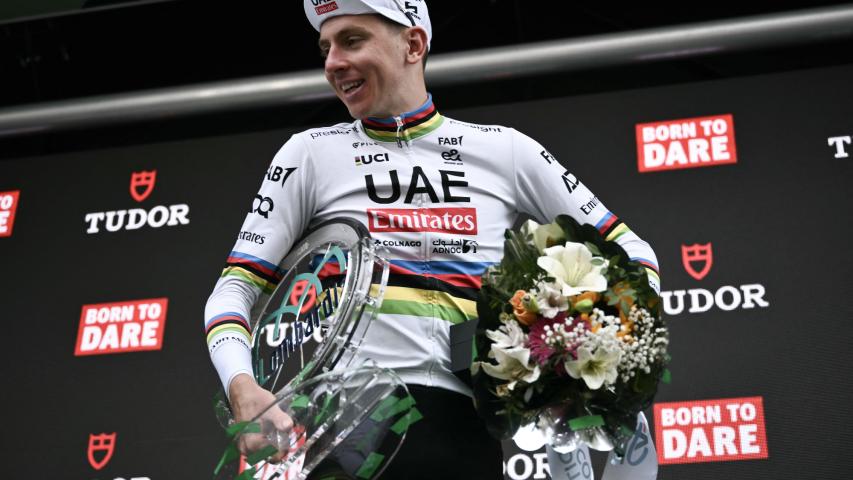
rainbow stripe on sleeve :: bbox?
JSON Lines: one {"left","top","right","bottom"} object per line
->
{"left": 596, "top": 212, "right": 661, "bottom": 277}
{"left": 205, "top": 312, "right": 251, "bottom": 344}
{"left": 221, "top": 251, "right": 285, "bottom": 295}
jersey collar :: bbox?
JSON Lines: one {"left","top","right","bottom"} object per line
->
{"left": 360, "top": 94, "right": 444, "bottom": 144}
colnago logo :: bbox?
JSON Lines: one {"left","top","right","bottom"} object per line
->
{"left": 0, "top": 190, "right": 20, "bottom": 238}
{"left": 661, "top": 242, "right": 769, "bottom": 316}
{"left": 367, "top": 208, "right": 478, "bottom": 235}
{"left": 375, "top": 239, "right": 422, "bottom": 248}
{"left": 85, "top": 170, "right": 190, "bottom": 234}
{"left": 637, "top": 114, "right": 737, "bottom": 172}
{"left": 827, "top": 134, "right": 851, "bottom": 158}
{"left": 654, "top": 397, "right": 769, "bottom": 465}
{"left": 75, "top": 298, "right": 168, "bottom": 356}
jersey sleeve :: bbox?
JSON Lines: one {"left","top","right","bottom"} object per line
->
{"left": 511, "top": 128, "right": 661, "bottom": 293}
{"left": 204, "top": 133, "right": 317, "bottom": 395}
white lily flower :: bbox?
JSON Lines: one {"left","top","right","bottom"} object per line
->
{"left": 486, "top": 319, "right": 526, "bottom": 350}
{"left": 480, "top": 346, "right": 541, "bottom": 391}
{"left": 564, "top": 344, "right": 621, "bottom": 390}
{"left": 536, "top": 242, "right": 608, "bottom": 297}
{"left": 535, "top": 281, "right": 569, "bottom": 318}
{"left": 521, "top": 219, "right": 566, "bottom": 253}
{"left": 476, "top": 320, "right": 541, "bottom": 390}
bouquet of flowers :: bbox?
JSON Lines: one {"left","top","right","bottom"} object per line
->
{"left": 472, "top": 215, "right": 669, "bottom": 456}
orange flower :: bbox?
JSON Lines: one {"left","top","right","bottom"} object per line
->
{"left": 509, "top": 290, "right": 538, "bottom": 326}
{"left": 570, "top": 291, "right": 601, "bottom": 305}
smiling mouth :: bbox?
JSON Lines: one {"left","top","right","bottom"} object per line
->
{"left": 341, "top": 80, "right": 365, "bottom": 95}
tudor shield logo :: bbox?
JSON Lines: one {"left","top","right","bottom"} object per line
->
{"left": 87, "top": 432, "right": 116, "bottom": 470}
{"left": 129, "top": 170, "right": 157, "bottom": 202}
{"left": 682, "top": 243, "right": 713, "bottom": 281}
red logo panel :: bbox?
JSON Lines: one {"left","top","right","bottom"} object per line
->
{"left": 315, "top": 1, "right": 338, "bottom": 15}
{"left": 129, "top": 170, "right": 157, "bottom": 202}
{"left": 75, "top": 298, "right": 168, "bottom": 356}
{"left": 637, "top": 114, "right": 737, "bottom": 172}
{"left": 367, "top": 208, "right": 478, "bottom": 235}
{"left": 654, "top": 396, "right": 768, "bottom": 465}
{"left": 0, "top": 190, "right": 20, "bottom": 237}
{"left": 87, "top": 432, "right": 116, "bottom": 470}
{"left": 681, "top": 243, "right": 713, "bottom": 281}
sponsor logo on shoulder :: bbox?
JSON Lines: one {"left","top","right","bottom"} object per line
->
{"left": 309, "top": 127, "right": 351, "bottom": 140}
{"left": 265, "top": 166, "right": 297, "bottom": 187}
{"left": 448, "top": 119, "right": 502, "bottom": 133}
{"left": 84, "top": 170, "right": 190, "bottom": 234}
{"left": 0, "top": 190, "right": 20, "bottom": 238}
{"left": 251, "top": 195, "right": 275, "bottom": 218}
{"left": 239, "top": 231, "right": 266, "bottom": 244}
{"left": 539, "top": 150, "right": 580, "bottom": 194}
{"left": 637, "top": 114, "right": 737, "bottom": 172}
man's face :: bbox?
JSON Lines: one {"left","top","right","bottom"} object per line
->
{"left": 319, "top": 15, "right": 407, "bottom": 119}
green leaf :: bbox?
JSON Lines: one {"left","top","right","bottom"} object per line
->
{"left": 213, "top": 443, "right": 240, "bottom": 476}
{"left": 568, "top": 415, "right": 605, "bottom": 431}
{"left": 226, "top": 421, "right": 260, "bottom": 438}
{"left": 662, "top": 369, "right": 672, "bottom": 384}
{"left": 584, "top": 241, "right": 602, "bottom": 256}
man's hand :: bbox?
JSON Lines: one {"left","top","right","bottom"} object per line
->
{"left": 229, "top": 373, "right": 294, "bottom": 463}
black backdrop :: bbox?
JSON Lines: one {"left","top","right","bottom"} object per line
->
{"left": 1, "top": 63, "right": 851, "bottom": 479}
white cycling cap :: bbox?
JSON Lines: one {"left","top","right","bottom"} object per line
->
{"left": 304, "top": 0, "right": 432, "bottom": 49}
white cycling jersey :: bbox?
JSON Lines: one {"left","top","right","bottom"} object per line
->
{"left": 205, "top": 95, "right": 660, "bottom": 396}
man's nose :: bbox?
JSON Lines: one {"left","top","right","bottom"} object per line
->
{"left": 324, "top": 46, "right": 348, "bottom": 75}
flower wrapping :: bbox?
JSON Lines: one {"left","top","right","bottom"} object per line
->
{"left": 472, "top": 215, "right": 669, "bottom": 456}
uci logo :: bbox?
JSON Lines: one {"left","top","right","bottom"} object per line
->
{"left": 251, "top": 195, "right": 274, "bottom": 218}
{"left": 355, "top": 153, "right": 390, "bottom": 166}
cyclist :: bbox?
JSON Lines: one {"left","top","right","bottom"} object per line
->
{"left": 205, "top": 1, "right": 660, "bottom": 477}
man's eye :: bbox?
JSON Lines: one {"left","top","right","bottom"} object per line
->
{"left": 346, "top": 36, "right": 363, "bottom": 46}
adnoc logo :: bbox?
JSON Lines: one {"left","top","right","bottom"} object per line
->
{"left": 84, "top": 170, "right": 190, "bottom": 234}
{"left": 660, "top": 242, "right": 769, "bottom": 315}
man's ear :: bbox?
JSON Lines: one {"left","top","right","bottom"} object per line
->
{"left": 404, "top": 26, "right": 428, "bottom": 65}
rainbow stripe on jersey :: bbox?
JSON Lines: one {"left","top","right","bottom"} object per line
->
{"left": 596, "top": 211, "right": 660, "bottom": 285}
{"left": 361, "top": 94, "right": 444, "bottom": 143}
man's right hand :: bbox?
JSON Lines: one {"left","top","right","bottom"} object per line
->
{"left": 229, "top": 373, "right": 294, "bottom": 463}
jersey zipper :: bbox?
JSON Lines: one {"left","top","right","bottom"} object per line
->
{"left": 394, "top": 116, "right": 404, "bottom": 149}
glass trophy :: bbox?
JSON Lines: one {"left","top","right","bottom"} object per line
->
{"left": 214, "top": 218, "right": 410, "bottom": 479}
